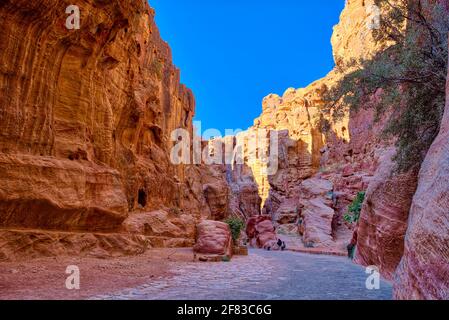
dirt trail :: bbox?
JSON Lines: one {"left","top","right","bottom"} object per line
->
{"left": 93, "top": 249, "right": 392, "bottom": 300}
{"left": 0, "top": 248, "right": 392, "bottom": 300}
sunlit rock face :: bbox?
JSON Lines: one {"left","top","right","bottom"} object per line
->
{"left": 0, "top": 0, "right": 207, "bottom": 259}
{"left": 331, "top": 0, "right": 396, "bottom": 67}
{"left": 253, "top": 83, "right": 330, "bottom": 211}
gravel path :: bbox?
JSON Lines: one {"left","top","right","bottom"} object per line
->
{"left": 92, "top": 249, "right": 392, "bottom": 300}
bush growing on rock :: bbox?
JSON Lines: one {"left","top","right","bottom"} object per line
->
{"left": 344, "top": 191, "right": 366, "bottom": 224}
{"left": 325, "top": 0, "right": 449, "bottom": 172}
{"left": 225, "top": 217, "right": 245, "bottom": 245}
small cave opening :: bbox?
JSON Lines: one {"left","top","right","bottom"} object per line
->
{"left": 138, "top": 189, "right": 147, "bottom": 208}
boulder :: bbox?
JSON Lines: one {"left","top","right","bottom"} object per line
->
{"left": 302, "top": 198, "right": 335, "bottom": 247}
{"left": 255, "top": 220, "right": 277, "bottom": 248}
{"left": 299, "top": 178, "right": 334, "bottom": 201}
{"left": 273, "top": 201, "right": 299, "bottom": 225}
{"left": 246, "top": 215, "right": 272, "bottom": 240}
{"left": 193, "top": 220, "right": 233, "bottom": 257}
{"left": 246, "top": 216, "right": 278, "bottom": 249}
{"left": 297, "top": 178, "right": 336, "bottom": 247}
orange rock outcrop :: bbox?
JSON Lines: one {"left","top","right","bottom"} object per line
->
{"left": 0, "top": 0, "right": 209, "bottom": 259}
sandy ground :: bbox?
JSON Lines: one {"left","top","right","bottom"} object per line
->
{"left": 1, "top": 247, "right": 392, "bottom": 300}
{"left": 0, "top": 248, "right": 195, "bottom": 300}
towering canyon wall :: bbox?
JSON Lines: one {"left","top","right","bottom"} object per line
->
{"left": 354, "top": 0, "right": 449, "bottom": 293}
{"left": 353, "top": 148, "right": 418, "bottom": 280}
{"left": 393, "top": 36, "right": 449, "bottom": 300}
{"left": 0, "top": 0, "right": 218, "bottom": 260}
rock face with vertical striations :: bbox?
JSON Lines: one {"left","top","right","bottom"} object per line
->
{"left": 393, "top": 37, "right": 449, "bottom": 300}
{"left": 0, "top": 0, "right": 208, "bottom": 259}
{"left": 354, "top": 148, "right": 418, "bottom": 280}
{"left": 298, "top": 178, "right": 336, "bottom": 247}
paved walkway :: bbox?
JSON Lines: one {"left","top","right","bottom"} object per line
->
{"left": 92, "top": 249, "right": 392, "bottom": 300}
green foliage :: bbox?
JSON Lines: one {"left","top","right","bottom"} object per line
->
{"left": 324, "top": 0, "right": 449, "bottom": 172}
{"left": 344, "top": 192, "right": 366, "bottom": 224}
{"left": 225, "top": 217, "right": 245, "bottom": 244}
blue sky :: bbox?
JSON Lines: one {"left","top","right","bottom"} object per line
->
{"left": 150, "top": 0, "right": 345, "bottom": 134}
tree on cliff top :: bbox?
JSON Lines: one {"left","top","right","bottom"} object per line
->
{"left": 324, "top": 0, "right": 449, "bottom": 172}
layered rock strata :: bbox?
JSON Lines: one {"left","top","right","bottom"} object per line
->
{"left": 0, "top": 0, "right": 207, "bottom": 259}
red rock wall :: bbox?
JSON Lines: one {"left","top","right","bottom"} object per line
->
{"left": 393, "top": 37, "right": 449, "bottom": 300}
{"left": 354, "top": 0, "right": 449, "bottom": 294}
{"left": 354, "top": 148, "right": 418, "bottom": 280}
{"left": 0, "top": 0, "right": 204, "bottom": 255}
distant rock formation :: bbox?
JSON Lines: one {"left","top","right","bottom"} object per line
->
{"left": 218, "top": 0, "right": 394, "bottom": 255}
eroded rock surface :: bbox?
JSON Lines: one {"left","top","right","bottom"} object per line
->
{"left": 394, "top": 40, "right": 449, "bottom": 299}
{"left": 354, "top": 149, "right": 418, "bottom": 280}
{"left": 246, "top": 216, "right": 278, "bottom": 249}
{"left": 193, "top": 220, "right": 233, "bottom": 257}
{"left": 0, "top": 0, "right": 205, "bottom": 260}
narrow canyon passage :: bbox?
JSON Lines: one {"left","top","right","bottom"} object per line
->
{"left": 0, "top": 0, "right": 447, "bottom": 301}
{"left": 92, "top": 250, "right": 392, "bottom": 300}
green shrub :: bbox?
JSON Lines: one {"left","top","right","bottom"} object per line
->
{"left": 324, "top": 0, "right": 448, "bottom": 172}
{"left": 225, "top": 217, "right": 245, "bottom": 244}
{"left": 344, "top": 191, "right": 366, "bottom": 224}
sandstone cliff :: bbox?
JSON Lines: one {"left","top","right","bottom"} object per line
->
{"left": 354, "top": 148, "right": 418, "bottom": 280}
{"left": 393, "top": 36, "right": 449, "bottom": 300}
{"left": 0, "top": 0, "right": 212, "bottom": 260}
